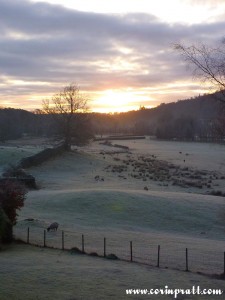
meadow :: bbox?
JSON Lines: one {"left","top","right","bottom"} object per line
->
{"left": 1, "top": 137, "right": 225, "bottom": 299}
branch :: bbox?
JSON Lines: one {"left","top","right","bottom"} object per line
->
{"left": 174, "top": 43, "right": 225, "bottom": 103}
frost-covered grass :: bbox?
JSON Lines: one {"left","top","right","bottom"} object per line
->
{"left": 0, "top": 243, "right": 224, "bottom": 300}
{"left": 15, "top": 188, "right": 225, "bottom": 274}
{"left": 17, "top": 189, "right": 224, "bottom": 239}
{"left": 115, "top": 138, "right": 225, "bottom": 172}
{"left": 0, "top": 146, "right": 41, "bottom": 172}
{"left": 3, "top": 138, "right": 225, "bottom": 298}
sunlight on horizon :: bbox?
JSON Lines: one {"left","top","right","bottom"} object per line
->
{"left": 91, "top": 89, "right": 155, "bottom": 113}
{"left": 1, "top": 82, "right": 206, "bottom": 113}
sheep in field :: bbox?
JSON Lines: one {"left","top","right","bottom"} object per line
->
{"left": 47, "top": 222, "right": 59, "bottom": 232}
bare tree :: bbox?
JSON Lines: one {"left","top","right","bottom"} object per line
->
{"left": 174, "top": 42, "right": 225, "bottom": 103}
{"left": 43, "top": 83, "right": 90, "bottom": 150}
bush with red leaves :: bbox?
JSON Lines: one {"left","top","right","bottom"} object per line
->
{"left": 0, "top": 181, "right": 27, "bottom": 243}
{"left": 0, "top": 181, "right": 27, "bottom": 225}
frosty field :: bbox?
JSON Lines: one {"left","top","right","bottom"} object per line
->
{"left": 1, "top": 138, "right": 225, "bottom": 299}
{"left": 1, "top": 243, "right": 225, "bottom": 300}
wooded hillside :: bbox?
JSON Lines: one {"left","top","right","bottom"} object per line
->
{"left": 0, "top": 92, "right": 224, "bottom": 142}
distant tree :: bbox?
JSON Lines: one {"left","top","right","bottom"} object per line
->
{"left": 0, "top": 108, "right": 36, "bottom": 141}
{"left": 134, "top": 121, "right": 149, "bottom": 135}
{"left": 173, "top": 116, "right": 196, "bottom": 140}
{"left": 175, "top": 42, "right": 225, "bottom": 104}
{"left": 33, "top": 109, "right": 43, "bottom": 115}
{"left": 211, "top": 115, "right": 225, "bottom": 139}
{"left": 42, "top": 84, "right": 91, "bottom": 150}
{"left": 0, "top": 181, "right": 26, "bottom": 243}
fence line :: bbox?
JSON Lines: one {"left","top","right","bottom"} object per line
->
{"left": 14, "top": 226, "right": 225, "bottom": 277}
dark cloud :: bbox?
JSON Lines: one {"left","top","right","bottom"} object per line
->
{"left": 0, "top": 0, "right": 225, "bottom": 109}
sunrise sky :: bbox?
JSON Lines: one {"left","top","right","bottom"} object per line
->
{"left": 1, "top": 0, "right": 225, "bottom": 112}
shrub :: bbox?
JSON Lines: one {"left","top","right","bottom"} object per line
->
{"left": 0, "top": 181, "right": 26, "bottom": 243}
{"left": 1, "top": 164, "right": 36, "bottom": 189}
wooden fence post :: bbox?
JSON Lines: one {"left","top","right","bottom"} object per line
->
{"left": 185, "top": 248, "right": 189, "bottom": 272}
{"left": 62, "top": 231, "right": 64, "bottom": 250}
{"left": 27, "top": 227, "right": 30, "bottom": 244}
{"left": 104, "top": 237, "right": 106, "bottom": 257}
{"left": 130, "top": 241, "right": 133, "bottom": 262}
{"left": 157, "top": 245, "right": 160, "bottom": 267}
{"left": 44, "top": 230, "right": 46, "bottom": 247}
{"left": 82, "top": 234, "right": 84, "bottom": 253}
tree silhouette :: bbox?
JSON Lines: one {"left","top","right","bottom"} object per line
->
{"left": 175, "top": 42, "right": 225, "bottom": 103}
{"left": 43, "top": 83, "right": 90, "bottom": 150}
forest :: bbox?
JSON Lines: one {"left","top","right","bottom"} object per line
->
{"left": 0, "top": 92, "right": 224, "bottom": 143}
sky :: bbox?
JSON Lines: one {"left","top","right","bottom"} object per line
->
{"left": 1, "top": 0, "right": 225, "bottom": 113}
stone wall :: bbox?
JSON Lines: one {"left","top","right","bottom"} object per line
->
{"left": 18, "top": 143, "right": 65, "bottom": 169}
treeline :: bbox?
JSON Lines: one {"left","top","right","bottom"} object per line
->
{"left": 92, "top": 93, "right": 224, "bottom": 141}
{"left": 0, "top": 108, "right": 58, "bottom": 142}
{"left": 0, "top": 92, "right": 224, "bottom": 143}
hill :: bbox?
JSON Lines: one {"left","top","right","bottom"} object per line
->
{"left": 91, "top": 93, "right": 224, "bottom": 140}
{"left": 0, "top": 92, "right": 224, "bottom": 142}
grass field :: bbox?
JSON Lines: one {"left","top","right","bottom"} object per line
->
{"left": 0, "top": 146, "right": 40, "bottom": 172}
{"left": 1, "top": 243, "right": 225, "bottom": 300}
{"left": 1, "top": 138, "right": 225, "bottom": 299}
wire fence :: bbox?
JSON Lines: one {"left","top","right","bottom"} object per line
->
{"left": 14, "top": 225, "right": 225, "bottom": 276}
